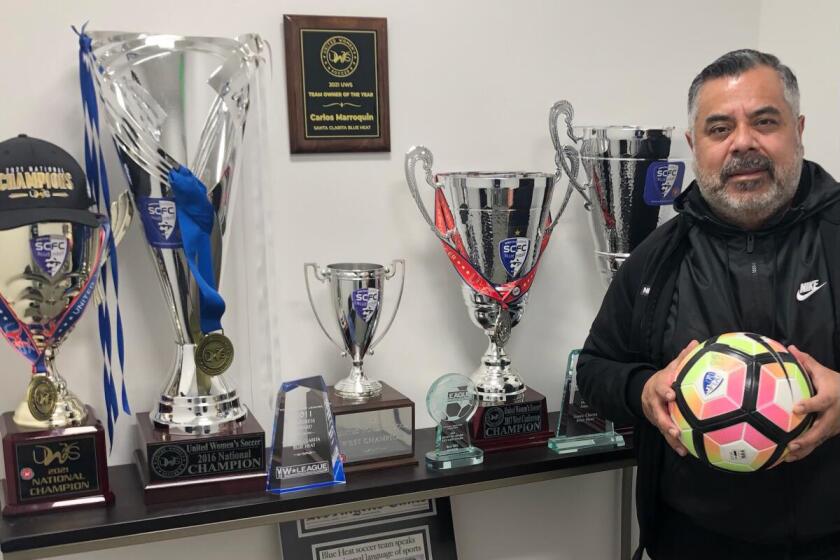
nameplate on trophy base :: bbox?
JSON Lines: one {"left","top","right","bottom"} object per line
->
{"left": 1, "top": 407, "right": 113, "bottom": 516}
{"left": 469, "top": 387, "right": 551, "bottom": 452}
{"left": 329, "top": 382, "right": 417, "bottom": 472}
{"left": 134, "top": 413, "right": 265, "bottom": 505}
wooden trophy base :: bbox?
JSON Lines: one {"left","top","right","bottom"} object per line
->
{"left": 1, "top": 406, "right": 114, "bottom": 516}
{"left": 469, "top": 387, "right": 552, "bottom": 453}
{"left": 328, "top": 382, "right": 417, "bottom": 473}
{"left": 134, "top": 412, "right": 266, "bottom": 505}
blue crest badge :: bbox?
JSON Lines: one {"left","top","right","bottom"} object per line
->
{"left": 644, "top": 161, "right": 685, "bottom": 206}
{"left": 30, "top": 235, "right": 68, "bottom": 277}
{"left": 499, "top": 237, "right": 530, "bottom": 278}
{"left": 702, "top": 371, "right": 724, "bottom": 396}
{"left": 352, "top": 288, "right": 380, "bottom": 322}
{"left": 138, "top": 197, "right": 182, "bottom": 248}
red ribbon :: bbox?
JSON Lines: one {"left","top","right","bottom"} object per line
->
{"left": 433, "top": 189, "right": 552, "bottom": 310}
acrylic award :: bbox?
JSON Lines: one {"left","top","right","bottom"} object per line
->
{"left": 548, "top": 350, "right": 625, "bottom": 454}
{"left": 267, "top": 376, "right": 345, "bottom": 494}
{"left": 425, "top": 374, "right": 484, "bottom": 470}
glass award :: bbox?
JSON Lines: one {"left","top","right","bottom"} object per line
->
{"left": 267, "top": 376, "right": 346, "bottom": 494}
{"left": 548, "top": 350, "right": 625, "bottom": 454}
{"left": 425, "top": 374, "right": 484, "bottom": 470}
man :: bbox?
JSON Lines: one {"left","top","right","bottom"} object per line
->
{"left": 577, "top": 49, "right": 840, "bottom": 560}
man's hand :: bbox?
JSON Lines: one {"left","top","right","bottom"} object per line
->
{"left": 642, "top": 340, "right": 699, "bottom": 456}
{"left": 784, "top": 345, "right": 840, "bottom": 462}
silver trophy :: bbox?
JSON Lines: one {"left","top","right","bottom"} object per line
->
{"left": 405, "top": 148, "right": 571, "bottom": 402}
{"left": 0, "top": 204, "right": 132, "bottom": 428}
{"left": 304, "top": 262, "right": 405, "bottom": 399}
{"left": 86, "top": 31, "right": 267, "bottom": 434}
{"left": 547, "top": 99, "right": 692, "bottom": 452}
{"left": 549, "top": 99, "right": 693, "bottom": 286}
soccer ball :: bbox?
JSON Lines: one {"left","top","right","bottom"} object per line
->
{"left": 669, "top": 332, "right": 815, "bottom": 473}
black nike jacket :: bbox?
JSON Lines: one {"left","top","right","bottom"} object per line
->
{"left": 577, "top": 160, "right": 840, "bottom": 559}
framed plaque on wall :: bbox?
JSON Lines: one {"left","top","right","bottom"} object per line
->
{"left": 283, "top": 15, "right": 390, "bottom": 153}
{"left": 279, "top": 498, "right": 458, "bottom": 559}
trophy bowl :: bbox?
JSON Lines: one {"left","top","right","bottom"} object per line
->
{"left": 549, "top": 99, "right": 694, "bottom": 286}
{"left": 0, "top": 219, "right": 109, "bottom": 428}
{"left": 305, "top": 260, "right": 405, "bottom": 399}
{"left": 405, "top": 147, "right": 568, "bottom": 403}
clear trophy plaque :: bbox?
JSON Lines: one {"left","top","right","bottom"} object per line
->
{"left": 549, "top": 350, "right": 624, "bottom": 453}
{"left": 425, "top": 374, "right": 483, "bottom": 470}
{"left": 268, "top": 376, "right": 346, "bottom": 494}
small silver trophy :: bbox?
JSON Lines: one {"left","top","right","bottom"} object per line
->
{"left": 405, "top": 147, "right": 570, "bottom": 403}
{"left": 548, "top": 99, "right": 693, "bottom": 452}
{"left": 304, "top": 261, "right": 405, "bottom": 399}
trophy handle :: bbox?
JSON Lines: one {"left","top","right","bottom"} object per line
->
{"left": 304, "top": 263, "right": 347, "bottom": 354}
{"left": 110, "top": 190, "right": 134, "bottom": 247}
{"left": 549, "top": 100, "right": 592, "bottom": 220}
{"left": 404, "top": 146, "right": 456, "bottom": 248}
{"left": 370, "top": 259, "right": 405, "bottom": 351}
{"left": 94, "top": 194, "right": 134, "bottom": 307}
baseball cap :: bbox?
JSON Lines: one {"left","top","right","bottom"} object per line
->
{"left": 0, "top": 134, "right": 99, "bottom": 230}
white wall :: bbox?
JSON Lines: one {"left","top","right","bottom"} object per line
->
{"left": 0, "top": 0, "right": 797, "bottom": 558}
{"left": 759, "top": 0, "right": 840, "bottom": 179}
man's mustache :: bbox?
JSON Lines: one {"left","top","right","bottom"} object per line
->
{"left": 720, "top": 154, "right": 774, "bottom": 182}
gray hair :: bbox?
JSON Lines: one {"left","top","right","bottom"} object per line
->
{"left": 687, "top": 49, "right": 800, "bottom": 126}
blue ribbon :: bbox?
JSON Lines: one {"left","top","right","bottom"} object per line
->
{"left": 75, "top": 24, "right": 130, "bottom": 446}
{"left": 168, "top": 166, "right": 226, "bottom": 334}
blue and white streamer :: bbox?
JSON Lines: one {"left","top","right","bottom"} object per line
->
{"left": 75, "top": 23, "right": 130, "bottom": 446}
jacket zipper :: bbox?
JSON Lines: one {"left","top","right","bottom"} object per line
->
{"left": 746, "top": 233, "right": 755, "bottom": 253}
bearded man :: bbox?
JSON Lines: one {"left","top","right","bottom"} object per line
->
{"left": 577, "top": 49, "right": 840, "bottom": 560}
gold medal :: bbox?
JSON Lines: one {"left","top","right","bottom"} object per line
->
{"left": 195, "top": 332, "right": 234, "bottom": 377}
{"left": 27, "top": 375, "right": 58, "bottom": 422}
{"left": 491, "top": 308, "right": 512, "bottom": 347}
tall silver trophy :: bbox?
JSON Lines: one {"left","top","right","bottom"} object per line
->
{"left": 304, "top": 262, "right": 416, "bottom": 472}
{"left": 304, "top": 261, "right": 405, "bottom": 399}
{"left": 549, "top": 100, "right": 693, "bottom": 286}
{"left": 404, "top": 147, "right": 569, "bottom": 451}
{"left": 83, "top": 30, "right": 268, "bottom": 501}
{"left": 548, "top": 99, "right": 693, "bottom": 453}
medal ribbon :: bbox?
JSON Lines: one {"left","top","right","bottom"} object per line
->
{"left": 0, "top": 221, "right": 109, "bottom": 374}
{"left": 76, "top": 24, "right": 130, "bottom": 445}
{"left": 433, "top": 189, "right": 552, "bottom": 309}
{"left": 168, "top": 166, "right": 226, "bottom": 334}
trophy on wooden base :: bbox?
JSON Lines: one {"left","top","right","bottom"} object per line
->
{"left": 405, "top": 147, "right": 572, "bottom": 451}
{"left": 82, "top": 29, "right": 269, "bottom": 502}
{"left": 305, "top": 261, "right": 416, "bottom": 472}
{"left": 0, "top": 135, "right": 132, "bottom": 515}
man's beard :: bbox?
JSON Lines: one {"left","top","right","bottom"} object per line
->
{"left": 694, "top": 145, "right": 804, "bottom": 230}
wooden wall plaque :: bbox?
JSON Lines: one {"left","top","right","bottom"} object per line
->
{"left": 283, "top": 15, "right": 390, "bottom": 153}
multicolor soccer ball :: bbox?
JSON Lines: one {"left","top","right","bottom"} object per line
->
{"left": 669, "top": 332, "right": 815, "bottom": 473}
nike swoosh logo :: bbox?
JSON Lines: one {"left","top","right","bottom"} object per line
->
{"left": 797, "top": 282, "right": 827, "bottom": 301}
